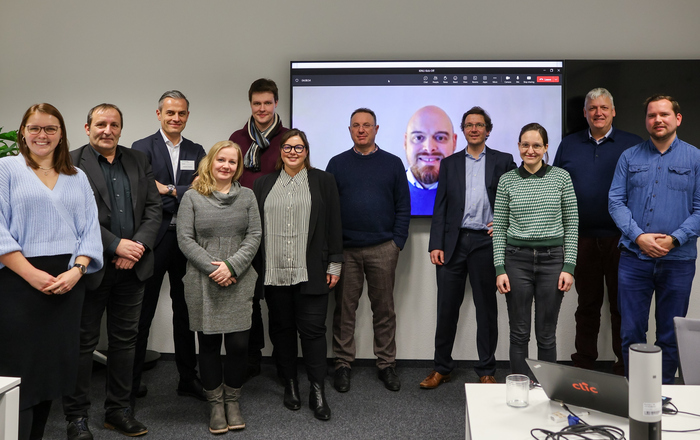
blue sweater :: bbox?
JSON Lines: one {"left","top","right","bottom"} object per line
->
{"left": 326, "top": 148, "right": 410, "bottom": 249}
{"left": 553, "top": 127, "right": 643, "bottom": 237}
{"left": 0, "top": 154, "right": 104, "bottom": 272}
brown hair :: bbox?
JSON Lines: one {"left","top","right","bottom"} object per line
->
{"left": 519, "top": 122, "right": 550, "bottom": 164}
{"left": 461, "top": 106, "right": 493, "bottom": 132}
{"left": 643, "top": 94, "right": 681, "bottom": 115}
{"left": 87, "top": 103, "right": 123, "bottom": 127}
{"left": 192, "top": 141, "right": 244, "bottom": 196}
{"left": 18, "top": 103, "right": 76, "bottom": 175}
{"left": 275, "top": 129, "right": 312, "bottom": 171}
{"left": 350, "top": 107, "right": 377, "bottom": 125}
{"left": 248, "top": 78, "right": 279, "bottom": 102}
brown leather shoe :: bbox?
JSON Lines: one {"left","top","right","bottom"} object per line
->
{"left": 420, "top": 370, "right": 451, "bottom": 389}
{"left": 479, "top": 375, "right": 497, "bottom": 383}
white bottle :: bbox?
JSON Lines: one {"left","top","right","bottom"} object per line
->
{"left": 629, "top": 343, "right": 662, "bottom": 440}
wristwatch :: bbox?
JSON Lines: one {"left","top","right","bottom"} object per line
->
{"left": 73, "top": 263, "right": 87, "bottom": 275}
{"left": 671, "top": 236, "right": 680, "bottom": 248}
{"left": 167, "top": 184, "right": 176, "bottom": 196}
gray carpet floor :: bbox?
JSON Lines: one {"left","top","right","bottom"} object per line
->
{"left": 43, "top": 358, "right": 509, "bottom": 439}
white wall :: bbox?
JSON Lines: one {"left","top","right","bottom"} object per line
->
{"left": 2, "top": 0, "right": 699, "bottom": 362}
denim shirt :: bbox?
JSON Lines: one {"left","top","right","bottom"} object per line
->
{"left": 608, "top": 137, "right": 700, "bottom": 260}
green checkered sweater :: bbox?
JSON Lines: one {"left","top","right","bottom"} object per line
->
{"left": 493, "top": 165, "right": 578, "bottom": 276}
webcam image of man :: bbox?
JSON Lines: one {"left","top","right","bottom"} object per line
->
{"left": 404, "top": 106, "right": 457, "bottom": 215}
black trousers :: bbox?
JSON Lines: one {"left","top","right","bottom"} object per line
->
{"left": 63, "top": 265, "right": 144, "bottom": 418}
{"left": 265, "top": 285, "right": 328, "bottom": 383}
{"left": 434, "top": 229, "right": 498, "bottom": 377}
{"left": 133, "top": 229, "right": 197, "bottom": 393}
{"left": 197, "top": 331, "right": 249, "bottom": 390}
{"left": 248, "top": 296, "right": 265, "bottom": 362}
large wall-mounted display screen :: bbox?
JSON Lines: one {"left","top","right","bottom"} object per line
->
{"left": 291, "top": 60, "right": 564, "bottom": 216}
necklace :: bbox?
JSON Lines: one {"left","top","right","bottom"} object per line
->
{"left": 37, "top": 165, "right": 55, "bottom": 176}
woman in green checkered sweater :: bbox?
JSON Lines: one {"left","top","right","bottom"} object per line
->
{"left": 493, "top": 123, "right": 578, "bottom": 379}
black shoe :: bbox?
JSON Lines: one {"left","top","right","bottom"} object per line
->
{"left": 135, "top": 382, "right": 147, "bottom": 398}
{"left": 309, "top": 381, "right": 331, "bottom": 421}
{"left": 104, "top": 408, "right": 147, "bottom": 436}
{"left": 177, "top": 377, "right": 206, "bottom": 401}
{"left": 67, "top": 417, "right": 93, "bottom": 440}
{"left": 283, "top": 378, "right": 301, "bottom": 410}
{"left": 378, "top": 366, "right": 401, "bottom": 391}
{"left": 245, "top": 362, "right": 261, "bottom": 381}
{"left": 334, "top": 366, "right": 351, "bottom": 393}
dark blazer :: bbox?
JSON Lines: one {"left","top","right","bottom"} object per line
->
{"left": 71, "top": 145, "right": 162, "bottom": 290}
{"left": 253, "top": 168, "right": 344, "bottom": 297}
{"left": 429, "top": 147, "right": 516, "bottom": 265}
{"left": 131, "top": 131, "right": 206, "bottom": 246}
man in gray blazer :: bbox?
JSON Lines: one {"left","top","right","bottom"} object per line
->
{"left": 64, "top": 103, "right": 161, "bottom": 439}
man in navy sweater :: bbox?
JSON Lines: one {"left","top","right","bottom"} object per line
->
{"left": 553, "top": 88, "right": 642, "bottom": 375}
{"left": 326, "top": 108, "right": 411, "bottom": 393}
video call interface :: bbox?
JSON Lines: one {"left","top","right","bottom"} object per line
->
{"left": 291, "top": 61, "right": 564, "bottom": 216}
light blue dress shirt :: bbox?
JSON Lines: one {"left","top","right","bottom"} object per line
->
{"left": 462, "top": 149, "right": 491, "bottom": 230}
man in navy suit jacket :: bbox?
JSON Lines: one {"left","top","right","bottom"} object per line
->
{"left": 131, "top": 91, "right": 206, "bottom": 403}
{"left": 421, "top": 106, "right": 516, "bottom": 389}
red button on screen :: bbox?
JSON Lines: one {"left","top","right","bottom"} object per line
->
{"left": 537, "top": 76, "right": 560, "bottom": 83}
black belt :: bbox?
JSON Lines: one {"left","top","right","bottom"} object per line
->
{"left": 460, "top": 228, "right": 489, "bottom": 235}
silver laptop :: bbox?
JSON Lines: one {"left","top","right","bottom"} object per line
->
{"left": 674, "top": 316, "right": 700, "bottom": 385}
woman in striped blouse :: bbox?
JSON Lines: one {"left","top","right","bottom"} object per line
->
{"left": 493, "top": 122, "right": 578, "bottom": 380}
{"left": 253, "top": 129, "right": 343, "bottom": 421}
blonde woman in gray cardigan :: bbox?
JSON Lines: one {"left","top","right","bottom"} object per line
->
{"left": 177, "top": 140, "right": 261, "bottom": 434}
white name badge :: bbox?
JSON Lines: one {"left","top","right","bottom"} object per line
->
{"left": 180, "top": 160, "right": 195, "bottom": 171}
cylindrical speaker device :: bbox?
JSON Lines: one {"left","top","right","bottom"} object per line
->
{"left": 629, "top": 343, "right": 662, "bottom": 440}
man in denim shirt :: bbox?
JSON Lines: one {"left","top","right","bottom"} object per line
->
{"left": 609, "top": 94, "right": 700, "bottom": 384}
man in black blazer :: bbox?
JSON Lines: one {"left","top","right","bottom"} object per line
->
{"left": 421, "top": 106, "right": 516, "bottom": 389}
{"left": 131, "top": 91, "right": 207, "bottom": 404}
{"left": 64, "top": 104, "right": 161, "bottom": 439}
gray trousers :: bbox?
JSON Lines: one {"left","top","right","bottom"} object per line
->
{"left": 332, "top": 240, "right": 400, "bottom": 369}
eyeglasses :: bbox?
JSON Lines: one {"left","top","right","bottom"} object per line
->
{"left": 462, "top": 123, "right": 486, "bottom": 130}
{"left": 26, "top": 125, "right": 59, "bottom": 135}
{"left": 518, "top": 142, "right": 545, "bottom": 151}
{"left": 281, "top": 144, "right": 305, "bottom": 153}
{"left": 351, "top": 123, "right": 375, "bottom": 131}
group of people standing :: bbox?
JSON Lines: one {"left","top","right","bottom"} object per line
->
{"left": 421, "top": 88, "right": 699, "bottom": 394}
{"left": 0, "top": 79, "right": 697, "bottom": 440}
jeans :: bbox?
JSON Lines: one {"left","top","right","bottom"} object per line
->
{"left": 618, "top": 251, "right": 695, "bottom": 384}
{"left": 434, "top": 229, "right": 498, "bottom": 376}
{"left": 504, "top": 245, "right": 565, "bottom": 379}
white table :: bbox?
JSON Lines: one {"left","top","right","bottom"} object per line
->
{"left": 465, "top": 383, "right": 700, "bottom": 439}
{"left": 0, "top": 377, "right": 20, "bottom": 440}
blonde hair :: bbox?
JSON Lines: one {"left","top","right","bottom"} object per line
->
{"left": 191, "top": 141, "right": 243, "bottom": 196}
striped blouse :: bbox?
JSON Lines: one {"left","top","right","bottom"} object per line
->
{"left": 263, "top": 168, "right": 342, "bottom": 286}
